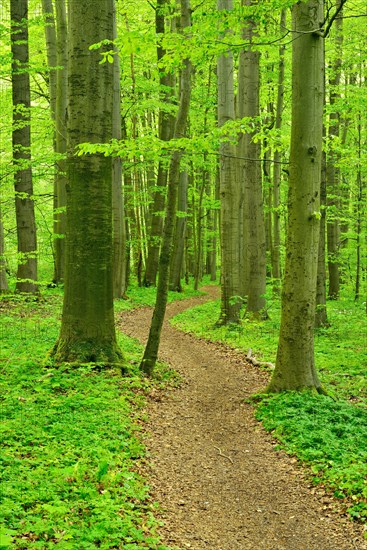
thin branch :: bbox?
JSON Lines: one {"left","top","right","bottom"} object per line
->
{"left": 322, "top": 0, "right": 348, "bottom": 38}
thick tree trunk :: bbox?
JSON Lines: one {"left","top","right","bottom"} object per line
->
{"left": 11, "top": 0, "right": 38, "bottom": 294}
{"left": 217, "top": 0, "right": 241, "bottom": 325}
{"left": 52, "top": 0, "right": 122, "bottom": 366}
{"left": 140, "top": 0, "right": 192, "bottom": 376}
{"left": 169, "top": 170, "right": 188, "bottom": 292}
{"left": 238, "top": 0, "right": 267, "bottom": 317}
{"left": 267, "top": 0, "right": 324, "bottom": 393}
{"left": 143, "top": 0, "right": 175, "bottom": 287}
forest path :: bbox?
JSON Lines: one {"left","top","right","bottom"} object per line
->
{"left": 117, "top": 286, "right": 366, "bottom": 550}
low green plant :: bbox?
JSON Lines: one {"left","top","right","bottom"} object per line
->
{"left": 255, "top": 392, "right": 367, "bottom": 520}
{"left": 0, "top": 292, "right": 175, "bottom": 549}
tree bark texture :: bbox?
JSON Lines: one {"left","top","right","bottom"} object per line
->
{"left": 140, "top": 0, "right": 192, "bottom": 375}
{"left": 271, "top": 9, "right": 286, "bottom": 285}
{"left": 0, "top": 206, "right": 9, "bottom": 293}
{"left": 143, "top": 0, "right": 175, "bottom": 287}
{"left": 11, "top": 0, "right": 38, "bottom": 294}
{"left": 217, "top": 0, "right": 241, "bottom": 324}
{"left": 315, "top": 148, "right": 329, "bottom": 327}
{"left": 238, "top": 0, "right": 267, "bottom": 316}
{"left": 169, "top": 170, "right": 188, "bottom": 292}
{"left": 268, "top": 0, "right": 324, "bottom": 392}
{"left": 112, "top": 3, "right": 127, "bottom": 299}
{"left": 326, "top": 2, "right": 343, "bottom": 299}
{"left": 52, "top": 0, "right": 122, "bottom": 366}
{"left": 53, "top": 0, "right": 68, "bottom": 283}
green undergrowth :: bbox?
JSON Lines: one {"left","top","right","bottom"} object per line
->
{"left": 256, "top": 392, "right": 367, "bottom": 521}
{"left": 0, "top": 291, "right": 179, "bottom": 549}
{"left": 171, "top": 288, "right": 367, "bottom": 523}
{"left": 114, "top": 278, "right": 204, "bottom": 313}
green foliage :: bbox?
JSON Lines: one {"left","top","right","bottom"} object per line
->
{"left": 172, "top": 288, "right": 367, "bottom": 523}
{"left": 255, "top": 392, "right": 367, "bottom": 520}
{"left": 114, "top": 278, "right": 204, "bottom": 313}
{"left": 0, "top": 292, "right": 173, "bottom": 549}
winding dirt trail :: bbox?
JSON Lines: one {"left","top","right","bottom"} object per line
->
{"left": 118, "top": 287, "right": 366, "bottom": 550}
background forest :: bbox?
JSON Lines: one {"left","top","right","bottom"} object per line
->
{"left": 1, "top": 0, "right": 367, "bottom": 548}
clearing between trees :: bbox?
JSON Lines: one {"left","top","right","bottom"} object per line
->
{"left": 118, "top": 287, "right": 366, "bottom": 550}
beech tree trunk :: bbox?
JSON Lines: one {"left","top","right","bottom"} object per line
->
{"left": 238, "top": 0, "right": 267, "bottom": 317}
{"left": 169, "top": 170, "right": 188, "bottom": 292}
{"left": 315, "top": 147, "right": 328, "bottom": 327}
{"left": 112, "top": 3, "right": 127, "bottom": 299}
{"left": 53, "top": 0, "right": 68, "bottom": 283}
{"left": 143, "top": 0, "right": 175, "bottom": 287}
{"left": 140, "top": 0, "right": 192, "bottom": 375}
{"left": 326, "top": 1, "right": 343, "bottom": 299}
{"left": 0, "top": 207, "right": 8, "bottom": 293}
{"left": 267, "top": 0, "right": 324, "bottom": 393}
{"left": 272, "top": 9, "right": 286, "bottom": 286}
{"left": 52, "top": 0, "right": 123, "bottom": 366}
{"left": 217, "top": 0, "right": 241, "bottom": 324}
{"left": 11, "top": 0, "right": 38, "bottom": 294}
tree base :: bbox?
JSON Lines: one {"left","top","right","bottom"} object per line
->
{"left": 50, "top": 337, "right": 126, "bottom": 371}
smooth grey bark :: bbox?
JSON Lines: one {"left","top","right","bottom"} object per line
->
{"left": 268, "top": 0, "right": 324, "bottom": 393}
{"left": 143, "top": 0, "right": 175, "bottom": 287}
{"left": 217, "top": 0, "right": 241, "bottom": 324}
{"left": 0, "top": 206, "right": 9, "bottom": 293}
{"left": 42, "top": 0, "right": 57, "bottom": 122}
{"left": 140, "top": 0, "right": 192, "bottom": 375}
{"left": 315, "top": 147, "right": 328, "bottom": 327}
{"left": 53, "top": 0, "right": 68, "bottom": 283}
{"left": 326, "top": 1, "right": 343, "bottom": 299}
{"left": 52, "top": 0, "right": 122, "bottom": 365}
{"left": 271, "top": 8, "right": 286, "bottom": 286}
{"left": 169, "top": 170, "right": 188, "bottom": 292}
{"left": 112, "top": 3, "right": 127, "bottom": 299}
{"left": 42, "top": 0, "right": 67, "bottom": 284}
{"left": 238, "top": 0, "right": 267, "bottom": 317}
{"left": 11, "top": 0, "right": 38, "bottom": 294}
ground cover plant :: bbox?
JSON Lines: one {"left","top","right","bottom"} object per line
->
{"left": 171, "top": 288, "right": 367, "bottom": 524}
{"left": 0, "top": 286, "right": 181, "bottom": 550}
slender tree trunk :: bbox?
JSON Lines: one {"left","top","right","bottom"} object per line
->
{"left": 267, "top": 0, "right": 324, "bottom": 393}
{"left": 140, "top": 0, "right": 192, "bottom": 376}
{"left": 217, "top": 0, "right": 241, "bottom": 324}
{"left": 355, "top": 115, "right": 362, "bottom": 301}
{"left": 0, "top": 206, "right": 8, "bottom": 293}
{"left": 11, "top": 0, "right": 38, "bottom": 294}
{"left": 238, "top": 0, "right": 267, "bottom": 317}
{"left": 53, "top": 0, "right": 68, "bottom": 283}
{"left": 169, "top": 170, "right": 188, "bottom": 291}
{"left": 112, "top": 3, "right": 127, "bottom": 299}
{"left": 52, "top": 0, "right": 122, "bottom": 366}
{"left": 42, "top": 0, "right": 57, "bottom": 122}
{"left": 144, "top": 0, "right": 175, "bottom": 287}
{"left": 326, "top": 2, "right": 343, "bottom": 299}
{"left": 315, "top": 146, "right": 329, "bottom": 327}
{"left": 272, "top": 9, "right": 286, "bottom": 287}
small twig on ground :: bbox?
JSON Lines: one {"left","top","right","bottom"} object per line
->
{"left": 214, "top": 446, "right": 234, "bottom": 464}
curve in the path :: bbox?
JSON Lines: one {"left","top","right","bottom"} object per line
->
{"left": 118, "top": 288, "right": 366, "bottom": 550}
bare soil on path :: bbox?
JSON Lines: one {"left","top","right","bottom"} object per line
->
{"left": 117, "top": 287, "right": 366, "bottom": 550}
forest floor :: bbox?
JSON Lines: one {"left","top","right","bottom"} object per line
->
{"left": 118, "top": 286, "right": 367, "bottom": 550}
